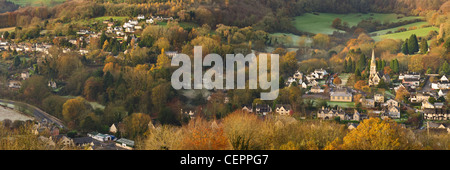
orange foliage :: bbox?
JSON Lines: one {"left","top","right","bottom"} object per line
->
{"left": 181, "top": 117, "right": 230, "bottom": 150}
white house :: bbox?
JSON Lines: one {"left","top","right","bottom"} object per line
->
{"left": 8, "top": 80, "right": 21, "bottom": 89}
{"left": 21, "top": 72, "right": 30, "bottom": 80}
{"left": 146, "top": 19, "right": 154, "bottom": 24}
{"left": 137, "top": 14, "right": 145, "bottom": 20}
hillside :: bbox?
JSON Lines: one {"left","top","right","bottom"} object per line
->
{"left": 0, "top": 0, "right": 19, "bottom": 13}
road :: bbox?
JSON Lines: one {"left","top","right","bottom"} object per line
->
{"left": 0, "top": 99, "right": 66, "bottom": 129}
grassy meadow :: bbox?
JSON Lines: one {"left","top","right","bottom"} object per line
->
{"left": 293, "top": 13, "right": 422, "bottom": 35}
{"left": 9, "top": 0, "right": 66, "bottom": 7}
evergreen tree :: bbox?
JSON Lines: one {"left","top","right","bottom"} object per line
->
{"left": 439, "top": 61, "right": 450, "bottom": 75}
{"left": 100, "top": 32, "right": 108, "bottom": 49}
{"left": 377, "top": 78, "right": 387, "bottom": 89}
{"left": 402, "top": 39, "right": 409, "bottom": 55}
{"left": 348, "top": 57, "right": 353, "bottom": 72}
{"left": 357, "top": 54, "right": 366, "bottom": 72}
{"left": 408, "top": 34, "right": 419, "bottom": 54}
{"left": 355, "top": 68, "right": 361, "bottom": 77}
{"left": 344, "top": 59, "right": 348, "bottom": 73}
{"left": 104, "top": 71, "right": 114, "bottom": 89}
{"left": 2, "top": 31, "right": 9, "bottom": 39}
{"left": 13, "top": 55, "right": 20, "bottom": 67}
{"left": 420, "top": 38, "right": 428, "bottom": 54}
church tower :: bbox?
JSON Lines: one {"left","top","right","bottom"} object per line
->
{"left": 369, "top": 49, "right": 380, "bottom": 86}
{"left": 370, "top": 49, "right": 376, "bottom": 78}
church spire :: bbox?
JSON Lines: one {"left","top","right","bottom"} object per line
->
{"left": 371, "top": 49, "right": 375, "bottom": 64}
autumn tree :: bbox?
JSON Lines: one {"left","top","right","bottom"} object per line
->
{"left": 333, "top": 77, "right": 342, "bottom": 86}
{"left": 20, "top": 75, "right": 51, "bottom": 105}
{"left": 151, "top": 82, "right": 171, "bottom": 112}
{"left": 312, "top": 33, "right": 330, "bottom": 49}
{"left": 325, "top": 118, "right": 416, "bottom": 150}
{"left": 395, "top": 86, "right": 410, "bottom": 102}
{"left": 222, "top": 111, "right": 261, "bottom": 150}
{"left": 154, "top": 37, "right": 170, "bottom": 51}
{"left": 123, "top": 113, "right": 151, "bottom": 139}
{"left": 181, "top": 117, "right": 230, "bottom": 150}
{"left": 56, "top": 53, "right": 83, "bottom": 79}
{"left": 354, "top": 80, "right": 367, "bottom": 90}
{"left": 83, "top": 77, "right": 103, "bottom": 101}
{"left": 62, "top": 97, "right": 91, "bottom": 129}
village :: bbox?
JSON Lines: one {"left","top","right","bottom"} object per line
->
{"left": 1, "top": 5, "right": 450, "bottom": 150}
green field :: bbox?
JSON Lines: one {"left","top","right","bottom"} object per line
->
{"left": 327, "top": 101, "right": 355, "bottom": 108}
{"left": 311, "top": 99, "right": 355, "bottom": 108}
{"left": 293, "top": 13, "right": 423, "bottom": 35}
{"left": 93, "top": 16, "right": 129, "bottom": 22}
{"left": 370, "top": 21, "right": 430, "bottom": 36}
{"left": 338, "top": 73, "right": 353, "bottom": 86}
{"left": 10, "top": 0, "right": 66, "bottom": 7}
{"left": 270, "top": 32, "right": 312, "bottom": 47}
{"left": 372, "top": 26, "right": 438, "bottom": 41}
{"left": 0, "top": 27, "right": 15, "bottom": 34}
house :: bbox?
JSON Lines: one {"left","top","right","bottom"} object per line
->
{"left": 360, "top": 98, "right": 375, "bottom": 108}
{"left": 8, "top": 80, "right": 21, "bottom": 89}
{"left": 137, "top": 14, "right": 145, "bottom": 20}
{"left": 164, "top": 51, "right": 178, "bottom": 58}
{"left": 116, "top": 138, "right": 134, "bottom": 150}
{"left": 110, "top": 124, "right": 118, "bottom": 134}
{"left": 21, "top": 72, "right": 30, "bottom": 80}
{"left": 242, "top": 104, "right": 253, "bottom": 113}
{"left": 313, "top": 68, "right": 328, "bottom": 79}
{"left": 128, "top": 20, "right": 138, "bottom": 25}
{"left": 125, "top": 27, "right": 135, "bottom": 33}
{"left": 409, "top": 93, "right": 431, "bottom": 103}
{"left": 88, "top": 132, "right": 114, "bottom": 142}
{"left": 438, "top": 89, "right": 448, "bottom": 97}
{"left": 385, "top": 99, "right": 399, "bottom": 107}
{"left": 255, "top": 104, "right": 271, "bottom": 115}
{"left": 402, "top": 78, "right": 420, "bottom": 88}
{"left": 394, "top": 84, "right": 406, "bottom": 92}
{"left": 310, "top": 85, "right": 324, "bottom": 93}
{"left": 387, "top": 106, "right": 401, "bottom": 119}
{"left": 423, "top": 108, "right": 450, "bottom": 120}
{"left": 301, "top": 82, "right": 307, "bottom": 89}
{"left": 293, "top": 71, "right": 303, "bottom": 80}
{"left": 275, "top": 104, "right": 292, "bottom": 116}
{"left": 146, "top": 19, "right": 154, "bottom": 24}
{"left": 134, "top": 25, "right": 143, "bottom": 30}
{"left": 399, "top": 72, "right": 420, "bottom": 81}
{"left": 434, "top": 102, "right": 445, "bottom": 109}
{"left": 422, "top": 100, "right": 435, "bottom": 109}
{"left": 286, "top": 77, "right": 296, "bottom": 86}
{"left": 352, "top": 109, "right": 361, "bottom": 121}
{"left": 48, "top": 80, "right": 57, "bottom": 89}
{"left": 348, "top": 123, "right": 359, "bottom": 130}
{"left": 181, "top": 109, "right": 195, "bottom": 119}
{"left": 73, "top": 137, "right": 95, "bottom": 149}
{"left": 374, "top": 94, "right": 384, "bottom": 103}
{"left": 382, "top": 74, "right": 391, "bottom": 84}
{"left": 52, "top": 135, "right": 74, "bottom": 147}
{"left": 79, "top": 49, "right": 89, "bottom": 55}
{"left": 317, "top": 106, "right": 346, "bottom": 120}
{"left": 330, "top": 88, "right": 352, "bottom": 102}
